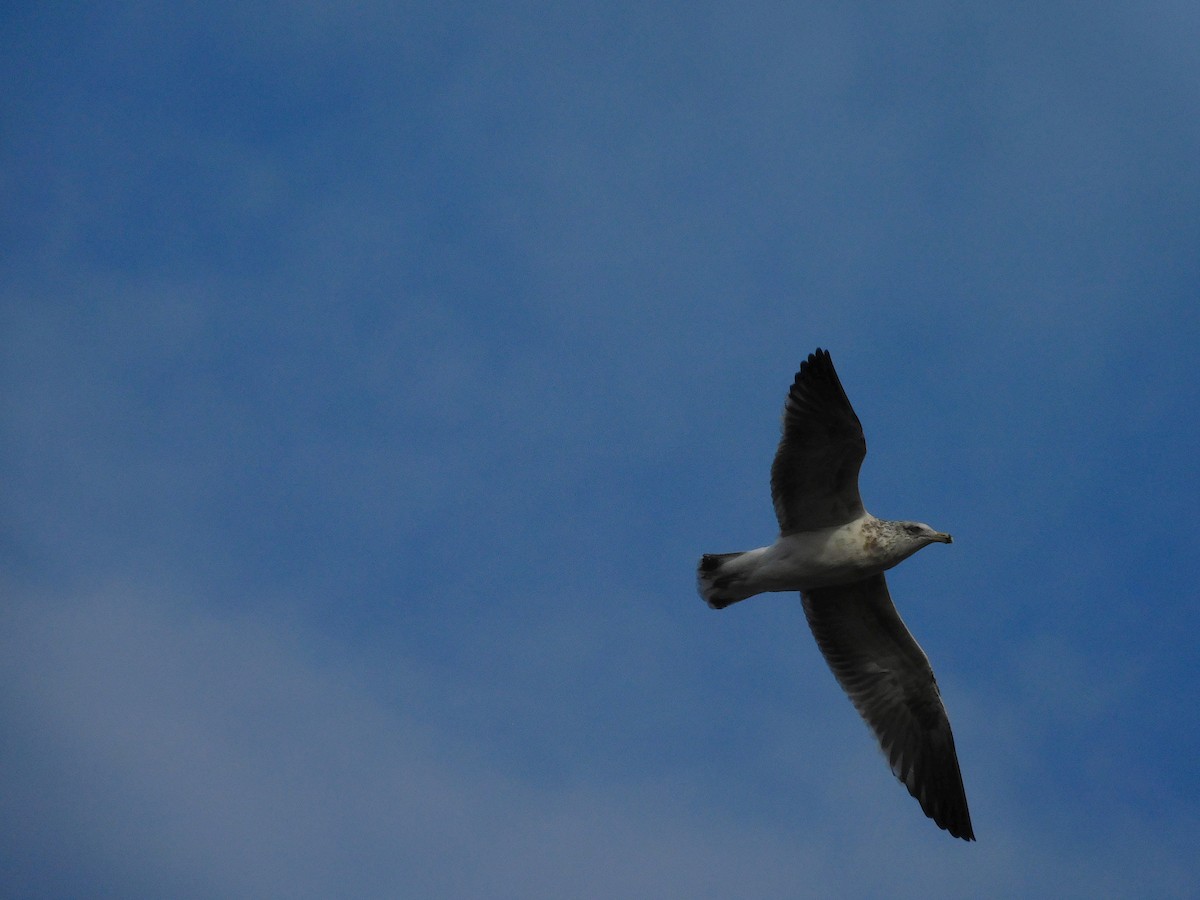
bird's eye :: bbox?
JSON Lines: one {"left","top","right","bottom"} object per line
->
{"left": 904, "top": 524, "right": 922, "bottom": 535}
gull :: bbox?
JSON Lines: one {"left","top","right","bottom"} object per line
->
{"left": 697, "top": 349, "right": 974, "bottom": 841}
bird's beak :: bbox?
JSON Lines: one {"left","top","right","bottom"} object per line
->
{"left": 934, "top": 532, "right": 953, "bottom": 544}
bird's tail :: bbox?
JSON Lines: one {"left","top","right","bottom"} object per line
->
{"left": 697, "top": 552, "right": 752, "bottom": 609}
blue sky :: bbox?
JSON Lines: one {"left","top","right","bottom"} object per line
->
{"left": 3, "top": 2, "right": 1199, "bottom": 896}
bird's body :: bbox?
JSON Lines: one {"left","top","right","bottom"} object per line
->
{"left": 699, "top": 513, "right": 950, "bottom": 606}
{"left": 698, "top": 349, "right": 974, "bottom": 841}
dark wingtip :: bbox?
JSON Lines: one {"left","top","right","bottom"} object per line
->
{"left": 798, "top": 347, "right": 828, "bottom": 373}
{"left": 796, "top": 348, "right": 837, "bottom": 382}
{"left": 933, "top": 791, "right": 975, "bottom": 842}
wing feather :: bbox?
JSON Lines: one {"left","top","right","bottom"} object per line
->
{"left": 801, "top": 574, "right": 974, "bottom": 841}
{"left": 770, "top": 349, "right": 866, "bottom": 533}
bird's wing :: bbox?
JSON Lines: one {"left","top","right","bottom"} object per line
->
{"left": 770, "top": 349, "right": 866, "bottom": 534}
{"left": 801, "top": 573, "right": 974, "bottom": 840}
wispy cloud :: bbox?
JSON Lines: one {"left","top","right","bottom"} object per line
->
{"left": 4, "top": 583, "right": 1197, "bottom": 898}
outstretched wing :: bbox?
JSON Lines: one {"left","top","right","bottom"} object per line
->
{"left": 801, "top": 574, "right": 974, "bottom": 841}
{"left": 770, "top": 349, "right": 866, "bottom": 534}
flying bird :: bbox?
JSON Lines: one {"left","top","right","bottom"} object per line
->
{"left": 698, "top": 349, "right": 974, "bottom": 841}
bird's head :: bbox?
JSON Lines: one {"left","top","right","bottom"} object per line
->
{"left": 880, "top": 520, "right": 953, "bottom": 566}
{"left": 899, "top": 521, "right": 953, "bottom": 546}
